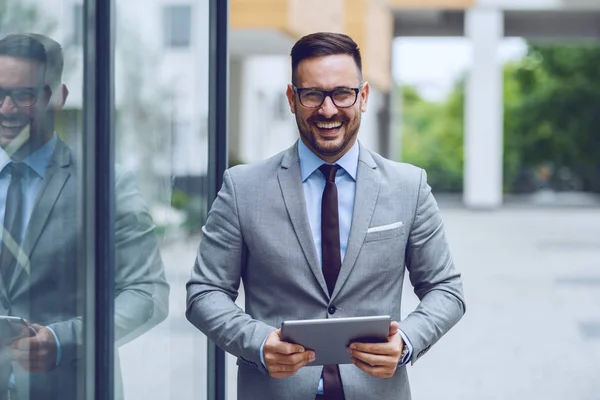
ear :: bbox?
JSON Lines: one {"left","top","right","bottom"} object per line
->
{"left": 286, "top": 84, "right": 296, "bottom": 114}
{"left": 360, "top": 82, "right": 370, "bottom": 113}
{"left": 50, "top": 84, "right": 69, "bottom": 109}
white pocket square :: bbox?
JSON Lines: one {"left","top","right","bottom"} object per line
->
{"left": 367, "top": 221, "right": 403, "bottom": 233}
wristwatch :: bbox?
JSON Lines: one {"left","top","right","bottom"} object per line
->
{"left": 400, "top": 343, "right": 409, "bottom": 362}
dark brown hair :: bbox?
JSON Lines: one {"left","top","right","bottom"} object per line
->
{"left": 290, "top": 32, "right": 362, "bottom": 85}
{"left": 0, "top": 33, "right": 64, "bottom": 90}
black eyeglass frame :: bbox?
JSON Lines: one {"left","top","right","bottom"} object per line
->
{"left": 0, "top": 86, "right": 47, "bottom": 108}
{"left": 292, "top": 83, "right": 365, "bottom": 109}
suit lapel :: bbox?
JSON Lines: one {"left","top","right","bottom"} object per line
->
{"left": 331, "top": 144, "right": 380, "bottom": 300}
{"left": 9, "top": 141, "right": 71, "bottom": 291}
{"left": 277, "top": 142, "right": 329, "bottom": 297}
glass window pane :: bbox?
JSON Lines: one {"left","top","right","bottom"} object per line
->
{"left": 0, "top": 0, "right": 88, "bottom": 398}
{"left": 72, "top": 4, "right": 83, "bottom": 47}
{"left": 115, "top": 0, "right": 209, "bottom": 398}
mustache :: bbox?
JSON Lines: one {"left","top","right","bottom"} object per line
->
{"left": 308, "top": 116, "right": 346, "bottom": 124}
{"left": 0, "top": 114, "right": 32, "bottom": 125}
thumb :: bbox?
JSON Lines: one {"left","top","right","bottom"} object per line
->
{"left": 389, "top": 321, "right": 399, "bottom": 337}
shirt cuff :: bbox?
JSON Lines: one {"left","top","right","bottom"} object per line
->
{"left": 259, "top": 334, "right": 268, "bottom": 368}
{"left": 46, "top": 326, "right": 62, "bottom": 367}
{"left": 398, "top": 329, "right": 413, "bottom": 366}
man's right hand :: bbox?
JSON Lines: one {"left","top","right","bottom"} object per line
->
{"left": 263, "top": 329, "right": 315, "bottom": 378}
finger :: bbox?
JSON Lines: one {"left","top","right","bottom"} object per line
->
{"left": 14, "top": 337, "right": 39, "bottom": 352}
{"left": 288, "top": 351, "right": 315, "bottom": 369}
{"left": 349, "top": 348, "right": 395, "bottom": 367}
{"left": 351, "top": 357, "right": 395, "bottom": 378}
{"left": 349, "top": 341, "right": 398, "bottom": 356}
{"left": 265, "top": 341, "right": 305, "bottom": 356}
{"left": 389, "top": 321, "right": 399, "bottom": 337}
{"left": 28, "top": 323, "right": 43, "bottom": 335}
{"left": 268, "top": 362, "right": 301, "bottom": 374}
{"left": 268, "top": 356, "right": 311, "bottom": 379}
{"left": 265, "top": 329, "right": 307, "bottom": 355}
{"left": 267, "top": 350, "right": 314, "bottom": 366}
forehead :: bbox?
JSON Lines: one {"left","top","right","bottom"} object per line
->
{"left": 296, "top": 54, "right": 361, "bottom": 89}
{"left": 0, "top": 55, "right": 45, "bottom": 88}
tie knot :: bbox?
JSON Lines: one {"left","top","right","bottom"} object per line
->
{"left": 7, "top": 162, "right": 29, "bottom": 178}
{"left": 319, "top": 164, "right": 339, "bottom": 183}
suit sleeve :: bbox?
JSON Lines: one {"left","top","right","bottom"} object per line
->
{"left": 48, "top": 168, "right": 170, "bottom": 366}
{"left": 186, "top": 169, "right": 274, "bottom": 374}
{"left": 112, "top": 168, "right": 170, "bottom": 346}
{"left": 397, "top": 169, "right": 466, "bottom": 364}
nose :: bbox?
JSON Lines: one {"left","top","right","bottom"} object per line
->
{"left": 318, "top": 95, "right": 338, "bottom": 118}
{"left": 0, "top": 95, "right": 17, "bottom": 115}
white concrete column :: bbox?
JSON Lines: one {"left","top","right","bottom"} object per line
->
{"left": 464, "top": 8, "right": 504, "bottom": 209}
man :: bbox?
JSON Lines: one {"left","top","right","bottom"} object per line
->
{"left": 186, "top": 32, "right": 465, "bottom": 400}
{"left": 0, "top": 34, "right": 169, "bottom": 399}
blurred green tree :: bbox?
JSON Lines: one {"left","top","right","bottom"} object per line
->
{"left": 400, "top": 84, "right": 464, "bottom": 192}
{"left": 504, "top": 43, "right": 600, "bottom": 192}
{"left": 401, "top": 42, "right": 600, "bottom": 193}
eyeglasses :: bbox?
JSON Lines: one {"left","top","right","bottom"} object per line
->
{"left": 0, "top": 88, "right": 42, "bottom": 108}
{"left": 293, "top": 84, "right": 364, "bottom": 108}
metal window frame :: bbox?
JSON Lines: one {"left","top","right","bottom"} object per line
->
{"left": 207, "top": 0, "right": 229, "bottom": 399}
{"left": 83, "top": 0, "right": 115, "bottom": 398}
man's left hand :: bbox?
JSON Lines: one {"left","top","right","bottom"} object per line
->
{"left": 348, "top": 321, "right": 403, "bottom": 378}
{"left": 11, "top": 323, "right": 57, "bottom": 373}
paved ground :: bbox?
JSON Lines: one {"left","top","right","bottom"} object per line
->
{"left": 117, "top": 205, "right": 600, "bottom": 399}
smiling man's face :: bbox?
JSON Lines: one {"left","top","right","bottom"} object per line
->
{"left": 286, "top": 54, "right": 369, "bottom": 163}
{"left": 0, "top": 55, "right": 50, "bottom": 154}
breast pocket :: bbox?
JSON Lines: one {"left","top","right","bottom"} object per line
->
{"left": 364, "top": 221, "right": 405, "bottom": 242}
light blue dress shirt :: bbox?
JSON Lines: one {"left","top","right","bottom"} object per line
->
{"left": 260, "top": 140, "right": 413, "bottom": 395}
{"left": 0, "top": 134, "right": 62, "bottom": 387}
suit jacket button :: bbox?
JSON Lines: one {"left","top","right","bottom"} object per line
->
{"left": 328, "top": 305, "right": 336, "bottom": 315}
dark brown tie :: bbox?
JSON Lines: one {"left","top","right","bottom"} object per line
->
{"left": 1, "top": 162, "right": 27, "bottom": 289}
{"left": 318, "top": 164, "right": 344, "bottom": 400}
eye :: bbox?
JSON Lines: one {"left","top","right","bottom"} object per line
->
{"left": 302, "top": 90, "right": 323, "bottom": 100}
{"left": 333, "top": 89, "right": 354, "bottom": 100}
{"left": 13, "top": 90, "right": 36, "bottom": 103}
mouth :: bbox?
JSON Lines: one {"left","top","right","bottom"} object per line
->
{"left": 313, "top": 120, "right": 344, "bottom": 136}
{"left": 0, "top": 120, "right": 28, "bottom": 129}
{"left": 0, "top": 117, "right": 30, "bottom": 135}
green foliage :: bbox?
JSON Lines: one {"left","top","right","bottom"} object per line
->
{"left": 503, "top": 43, "right": 600, "bottom": 192}
{"left": 171, "top": 189, "right": 206, "bottom": 234}
{"left": 401, "top": 42, "right": 600, "bottom": 193}
{"left": 400, "top": 84, "right": 464, "bottom": 192}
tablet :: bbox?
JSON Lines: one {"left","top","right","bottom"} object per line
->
{"left": 0, "top": 316, "right": 36, "bottom": 343}
{"left": 280, "top": 315, "right": 391, "bottom": 366}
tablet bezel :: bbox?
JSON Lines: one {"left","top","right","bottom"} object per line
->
{"left": 280, "top": 315, "right": 391, "bottom": 366}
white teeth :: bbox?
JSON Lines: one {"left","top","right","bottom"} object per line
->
{"left": 0, "top": 121, "right": 25, "bottom": 128}
{"left": 316, "top": 122, "right": 342, "bottom": 129}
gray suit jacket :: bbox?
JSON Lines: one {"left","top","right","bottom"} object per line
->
{"left": 186, "top": 141, "right": 465, "bottom": 400}
{"left": 0, "top": 139, "right": 169, "bottom": 400}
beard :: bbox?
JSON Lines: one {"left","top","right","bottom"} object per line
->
{"left": 294, "top": 104, "right": 361, "bottom": 160}
{"left": 0, "top": 113, "right": 33, "bottom": 148}
{"left": 0, "top": 111, "right": 52, "bottom": 159}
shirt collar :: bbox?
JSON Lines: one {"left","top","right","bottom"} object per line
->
{"left": 0, "top": 133, "right": 58, "bottom": 178}
{"left": 298, "top": 139, "right": 359, "bottom": 182}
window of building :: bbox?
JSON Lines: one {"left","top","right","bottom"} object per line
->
{"left": 164, "top": 5, "right": 192, "bottom": 48}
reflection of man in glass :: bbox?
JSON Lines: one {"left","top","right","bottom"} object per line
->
{"left": 0, "top": 34, "right": 169, "bottom": 399}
